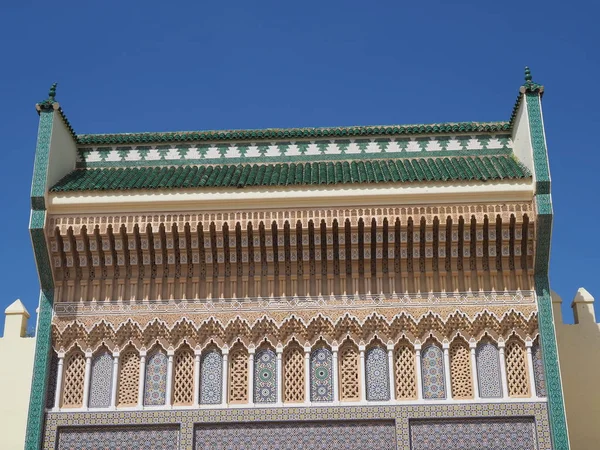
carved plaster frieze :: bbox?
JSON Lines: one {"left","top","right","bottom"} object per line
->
{"left": 51, "top": 307, "right": 538, "bottom": 354}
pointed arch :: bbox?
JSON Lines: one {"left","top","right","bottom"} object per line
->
{"left": 117, "top": 345, "right": 140, "bottom": 407}
{"left": 476, "top": 337, "right": 502, "bottom": 398}
{"left": 61, "top": 347, "right": 86, "bottom": 408}
{"left": 365, "top": 340, "right": 390, "bottom": 401}
{"left": 421, "top": 339, "right": 445, "bottom": 400}
{"left": 228, "top": 342, "right": 248, "bottom": 403}
{"left": 88, "top": 346, "right": 113, "bottom": 408}
{"left": 283, "top": 340, "right": 304, "bottom": 403}
{"left": 254, "top": 344, "right": 277, "bottom": 404}
{"left": 449, "top": 336, "right": 473, "bottom": 399}
{"left": 310, "top": 341, "right": 333, "bottom": 402}
{"left": 338, "top": 339, "right": 360, "bottom": 401}
{"left": 394, "top": 339, "right": 417, "bottom": 400}
{"left": 199, "top": 345, "right": 223, "bottom": 405}
{"left": 172, "top": 343, "right": 194, "bottom": 405}
{"left": 143, "top": 345, "right": 167, "bottom": 406}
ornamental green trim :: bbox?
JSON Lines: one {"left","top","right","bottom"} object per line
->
{"left": 26, "top": 96, "right": 57, "bottom": 450}
{"left": 526, "top": 89, "right": 570, "bottom": 450}
{"left": 51, "top": 155, "right": 529, "bottom": 192}
{"left": 76, "top": 122, "right": 510, "bottom": 145}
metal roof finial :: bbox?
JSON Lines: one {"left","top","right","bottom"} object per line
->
{"left": 48, "top": 82, "right": 57, "bottom": 102}
{"left": 524, "top": 67, "right": 532, "bottom": 83}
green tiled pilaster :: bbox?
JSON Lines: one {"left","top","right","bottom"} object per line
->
{"left": 26, "top": 105, "right": 56, "bottom": 450}
{"left": 526, "top": 89, "right": 570, "bottom": 450}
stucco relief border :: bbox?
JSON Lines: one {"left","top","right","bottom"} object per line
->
{"left": 44, "top": 402, "right": 551, "bottom": 450}
{"left": 53, "top": 291, "right": 535, "bottom": 318}
{"left": 47, "top": 202, "right": 534, "bottom": 234}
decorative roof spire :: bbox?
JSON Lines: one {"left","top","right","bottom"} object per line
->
{"left": 521, "top": 66, "right": 543, "bottom": 94}
{"left": 524, "top": 66, "right": 532, "bottom": 83}
{"left": 48, "top": 82, "right": 57, "bottom": 102}
{"left": 36, "top": 82, "right": 59, "bottom": 111}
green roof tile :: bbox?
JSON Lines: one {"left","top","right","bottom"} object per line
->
{"left": 76, "top": 122, "right": 510, "bottom": 145}
{"left": 51, "top": 156, "right": 530, "bottom": 193}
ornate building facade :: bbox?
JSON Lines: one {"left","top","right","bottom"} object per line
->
{"left": 24, "top": 69, "right": 570, "bottom": 449}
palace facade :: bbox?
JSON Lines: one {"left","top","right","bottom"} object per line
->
{"left": 24, "top": 69, "right": 570, "bottom": 449}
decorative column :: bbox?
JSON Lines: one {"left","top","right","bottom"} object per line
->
{"left": 469, "top": 342, "right": 480, "bottom": 400}
{"left": 53, "top": 353, "right": 65, "bottom": 411}
{"left": 248, "top": 347, "right": 255, "bottom": 406}
{"left": 304, "top": 345, "right": 311, "bottom": 405}
{"left": 525, "top": 340, "right": 537, "bottom": 398}
{"left": 165, "top": 350, "right": 174, "bottom": 407}
{"left": 415, "top": 344, "right": 423, "bottom": 401}
{"left": 498, "top": 340, "right": 509, "bottom": 399}
{"left": 82, "top": 352, "right": 92, "bottom": 409}
{"left": 387, "top": 344, "right": 395, "bottom": 402}
{"left": 442, "top": 342, "right": 452, "bottom": 400}
{"left": 137, "top": 351, "right": 146, "bottom": 408}
{"left": 276, "top": 346, "right": 283, "bottom": 406}
{"left": 193, "top": 350, "right": 201, "bottom": 408}
{"left": 332, "top": 345, "right": 339, "bottom": 403}
{"left": 110, "top": 352, "right": 120, "bottom": 409}
{"left": 221, "top": 348, "right": 229, "bottom": 407}
{"left": 359, "top": 344, "right": 366, "bottom": 402}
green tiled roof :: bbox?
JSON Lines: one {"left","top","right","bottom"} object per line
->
{"left": 51, "top": 156, "right": 529, "bottom": 192}
{"left": 76, "top": 122, "right": 510, "bottom": 145}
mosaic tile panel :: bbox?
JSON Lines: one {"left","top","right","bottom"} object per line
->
{"left": 421, "top": 345, "right": 446, "bottom": 399}
{"left": 144, "top": 350, "right": 168, "bottom": 406}
{"left": 476, "top": 341, "right": 503, "bottom": 398}
{"left": 46, "top": 351, "right": 59, "bottom": 409}
{"left": 532, "top": 340, "right": 547, "bottom": 397}
{"left": 200, "top": 349, "right": 223, "bottom": 405}
{"left": 409, "top": 417, "right": 537, "bottom": 450}
{"left": 88, "top": 350, "right": 113, "bottom": 408}
{"left": 254, "top": 348, "right": 277, "bottom": 403}
{"left": 43, "top": 402, "right": 553, "bottom": 450}
{"left": 194, "top": 420, "right": 396, "bottom": 450}
{"left": 310, "top": 347, "right": 333, "bottom": 402}
{"left": 56, "top": 425, "right": 179, "bottom": 450}
{"left": 366, "top": 346, "right": 390, "bottom": 401}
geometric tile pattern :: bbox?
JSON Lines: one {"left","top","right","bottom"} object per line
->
{"left": 409, "top": 417, "right": 537, "bottom": 450}
{"left": 200, "top": 349, "right": 223, "bottom": 405}
{"left": 56, "top": 425, "right": 179, "bottom": 450}
{"left": 43, "top": 402, "right": 553, "bottom": 450}
{"left": 532, "top": 340, "right": 546, "bottom": 398}
{"left": 88, "top": 350, "right": 113, "bottom": 408}
{"left": 144, "top": 350, "right": 168, "bottom": 406}
{"left": 254, "top": 348, "right": 277, "bottom": 404}
{"left": 421, "top": 345, "right": 445, "bottom": 400}
{"left": 310, "top": 347, "right": 333, "bottom": 402}
{"left": 365, "top": 346, "right": 390, "bottom": 401}
{"left": 476, "top": 341, "right": 503, "bottom": 398}
{"left": 194, "top": 420, "right": 396, "bottom": 450}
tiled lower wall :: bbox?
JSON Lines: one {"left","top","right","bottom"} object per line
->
{"left": 46, "top": 402, "right": 551, "bottom": 449}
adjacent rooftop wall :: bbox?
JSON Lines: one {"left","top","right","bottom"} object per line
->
{"left": 553, "top": 289, "right": 600, "bottom": 450}
{"left": 0, "top": 300, "right": 35, "bottom": 450}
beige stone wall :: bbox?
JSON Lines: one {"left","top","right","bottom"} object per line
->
{"left": 0, "top": 300, "right": 35, "bottom": 450}
{"left": 553, "top": 288, "right": 600, "bottom": 450}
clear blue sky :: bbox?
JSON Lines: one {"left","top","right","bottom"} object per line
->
{"left": 1, "top": 1, "right": 598, "bottom": 333}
